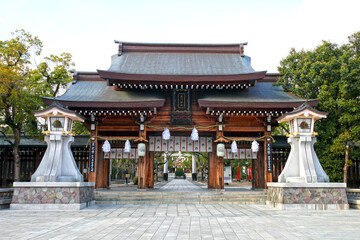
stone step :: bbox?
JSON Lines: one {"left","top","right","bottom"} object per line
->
{"left": 95, "top": 191, "right": 266, "bottom": 196}
{"left": 95, "top": 196, "right": 267, "bottom": 201}
{"left": 95, "top": 194, "right": 267, "bottom": 199}
{"left": 348, "top": 198, "right": 360, "bottom": 210}
{"left": 95, "top": 200, "right": 266, "bottom": 205}
{"left": 95, "top": 197, "right": 266, "bottom": 202}
{"left": 95, "top": 191, "right": 267, "bottom": 205}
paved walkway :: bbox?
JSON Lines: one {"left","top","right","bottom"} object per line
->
{"left": 159, "top": 179, "right": 205, "bottom": 191}
{"left": 1, "top": 204, "right": 359, "bottom": 239}
{"left": 107, "top": 179, "right": 252, "bottom": 192}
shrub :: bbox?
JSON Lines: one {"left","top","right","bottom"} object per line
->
{"left": 175, "top": 168, "right": 184, "bottom": 177}
{"left": 133, "top": 177, "right": 138, "bottom": 185}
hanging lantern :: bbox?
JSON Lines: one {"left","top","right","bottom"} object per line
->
{"left": 216, "top": 143, "right": 225, "bottom": 157}
{"left": 137, "top": 143, "right": 146, "bottom": 157}
{"left": 251, "top": 140, "right": 259, "bottom": 153}
{"left": 124, "top": 139, "right": 131, "bottom": 153}
{"left": 162, "top": 128, "right": 171, "bottom": 140}
{"left": 102, "top": 140, "right": 111, "bottom": 153}
{"left": 190, "top": 127, "right": 199, "bottom": 141}
{"left": 231, "top": 140, "right": 238, "bottom": 153}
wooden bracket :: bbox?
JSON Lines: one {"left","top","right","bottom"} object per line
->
{"left": 214, "top": 136, "right": 229, "bottom": 143}
{"left": 134, "top": 136, "right": 148, "bottom": 143}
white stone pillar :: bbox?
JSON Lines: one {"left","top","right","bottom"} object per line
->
{"left": 192, "top": 154, "right": 197, "bottom": 181}
{"left": 163, "top": 154, "right": 168, "bottom": 181}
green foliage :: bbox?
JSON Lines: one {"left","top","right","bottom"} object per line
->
{"left": 276, "top": 32, "right": 360, "bottom": 182}
{"left": 133, "top": 177, "right": 138, "bottom": 185}
{"left": 175, "top": 168, "right": 184, "bottom": 176}
{"left": 182, "top": 156, "right": 192, "bottom": 170}
{"left": 72, "top": 121, "right": 89, "bottom": 135}
{"left": 0, "top": 29, "right": 74, "bottom": 181}
{"left": 272, "top": 122, "right": 290, "bottom": 136}
{"left": 111, "top": 158, "right": 136, "bottom": 181}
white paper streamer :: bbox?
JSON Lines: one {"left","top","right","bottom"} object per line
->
{"left": 251, "top": 140, "right": 259, "bottom": 153}
{"left": 231, "top": 140, "right": 238, "bottom": 153}
{"left": 190, "top": 128, "right": 199, "bottom": 141}
{"left": 124, "top": 139, "right": 131, "bottom": 153}
{"left": 162, "top": 128, "right": 171, "bottom": 140}
{"left": 102, "top": 140, "right": 111, "bottom": 153}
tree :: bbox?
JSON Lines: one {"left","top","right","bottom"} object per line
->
{"left": 0, "top": 30, "right": 74, "bottom": 182}
{"left": 276, "top": 32, "right": 360, "bottom": 182}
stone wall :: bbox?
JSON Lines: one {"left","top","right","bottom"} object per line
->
{"left": 0, "top": 188, "right": 13, "bottom": 209}
{"left": 12, "top": 186, "right": 94, "bottom": 204}
{"left": 346, "top": 189, "right": 360, "bottom": 209}
{"left": 10, "top": 182, "right": 95, "bottom": 210}
{"left": 267, "top": 182, "right": 349, "bottom": 210}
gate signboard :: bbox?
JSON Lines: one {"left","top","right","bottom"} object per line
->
{"left": 90, "top": 142, "right": 96, "bottom": 172}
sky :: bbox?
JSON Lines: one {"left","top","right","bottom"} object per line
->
{"left": 0, "top": 0, "right": 360, "bottom": 73}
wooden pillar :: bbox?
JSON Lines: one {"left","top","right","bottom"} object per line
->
{"left": 217, "top": 155, "right": 224, "bottom": 189}
{"left": 253, "top": 141, "right": 265, "bottom": 189}
{"left": 95, "top": 143, "right": 107, "bottom": 188}
{"left": 208, "top": 149, "right": 216, "bottom": 189}
{"left": 146, "top": 150, "right": 154, "bottom": 188}
{"left": 137, "top": 142, "right": 153, "bottom": 189}
{"left": 138, "top": 154, "right": 146, "bottom": 189}
{"left": 208, "top": 142, "right": 224, "bottom": 190}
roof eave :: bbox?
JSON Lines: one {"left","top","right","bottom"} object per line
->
{"left": 42, "top": 98, "right": 166, "bottom": 109}
{"left": 198, "top": 99, "right": 319, "bottom": 109}
{"left": 97, "top": 70, "right": 267, "bottom": 85}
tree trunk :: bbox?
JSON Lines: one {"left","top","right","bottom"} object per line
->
{"left": 12, "top": 129, "right": 21, "bottom": 182}
{"left": 2, "top": 152, "right": 8, "bottom": 187}
{"left": 344, "top": 144, "right": 349, "bottom": 183}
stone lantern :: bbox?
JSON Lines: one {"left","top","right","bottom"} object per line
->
{"left": 277, "top": 102, "right": 329, "bottom": 183}
{"left": 11, "top": 102, "right": 95, "bottom": 210}
{"left": 31, "top": 102, "right": 85, "bottom": 182}
{"left": 266, "top": 103, "right": 348, "bottom": 210}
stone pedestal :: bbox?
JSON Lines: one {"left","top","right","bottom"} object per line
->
{"left": 10, "top": 182, "right": 95, "bottom": 210}
{"left": 31, "top": 135, "right": 83, "bottom": 182}
{"left": 0, "top": 188, "right": 13, "bottom": 209}
{"left": 163, "top": 155, "right": 169, "bottom": 181}
{"left": 267, "top": 182, "right": 349, "bottom": 210}
{"left": 192, "top": 154, "right": 197, "bottom": 181}
{"left": 163, "top": 173, "right": 168, "bottom": 181}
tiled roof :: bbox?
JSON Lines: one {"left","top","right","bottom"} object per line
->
{"left": 198, "top": 82, "right": 317, "bottom": 109}
{"left": 106, "top": 52, "right": 257, "bottom": 75}
{"left": 43, "top": 81, "right": 166, "bottom": 108}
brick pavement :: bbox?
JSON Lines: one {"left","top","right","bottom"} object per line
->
{"left": 159, "top": 179, "right": 205, "bottom": 192}
{"left": 2, "top": 180, "right": 359, "bottom": 239}
{"left": 1, "top": 204, "right": 359, "bottom": 239}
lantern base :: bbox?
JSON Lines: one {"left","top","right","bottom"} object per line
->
{"left": 163, "top": 173, "right": 168, "bottom": 181}
{"left": 266, "top": 182, "right": 349, "bottom": 210}
{"left": 31, "top": 135, "right": 84, "bottom": 183}
{"left": 10, "top": 182, "right": 95, "bottom": 210}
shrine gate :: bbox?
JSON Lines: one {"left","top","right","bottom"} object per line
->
{"left": 43, "top": 42, "right": 316, "bottom": 189}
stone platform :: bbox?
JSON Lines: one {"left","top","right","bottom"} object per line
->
{"left": 0, "top": 188, "right": 13, "bottom": 209}
{"left": 267, "top": 182, "right": 349, "bottom": 210}
{"left": 10, "top": 182, "right": 95, "bottom": 210}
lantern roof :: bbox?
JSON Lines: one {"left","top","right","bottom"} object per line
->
{"left": 34, "top": 102, "right": 85, "bottom": 122}
{"left": 277, "top": 102, "right": 327, "bottom": 123}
